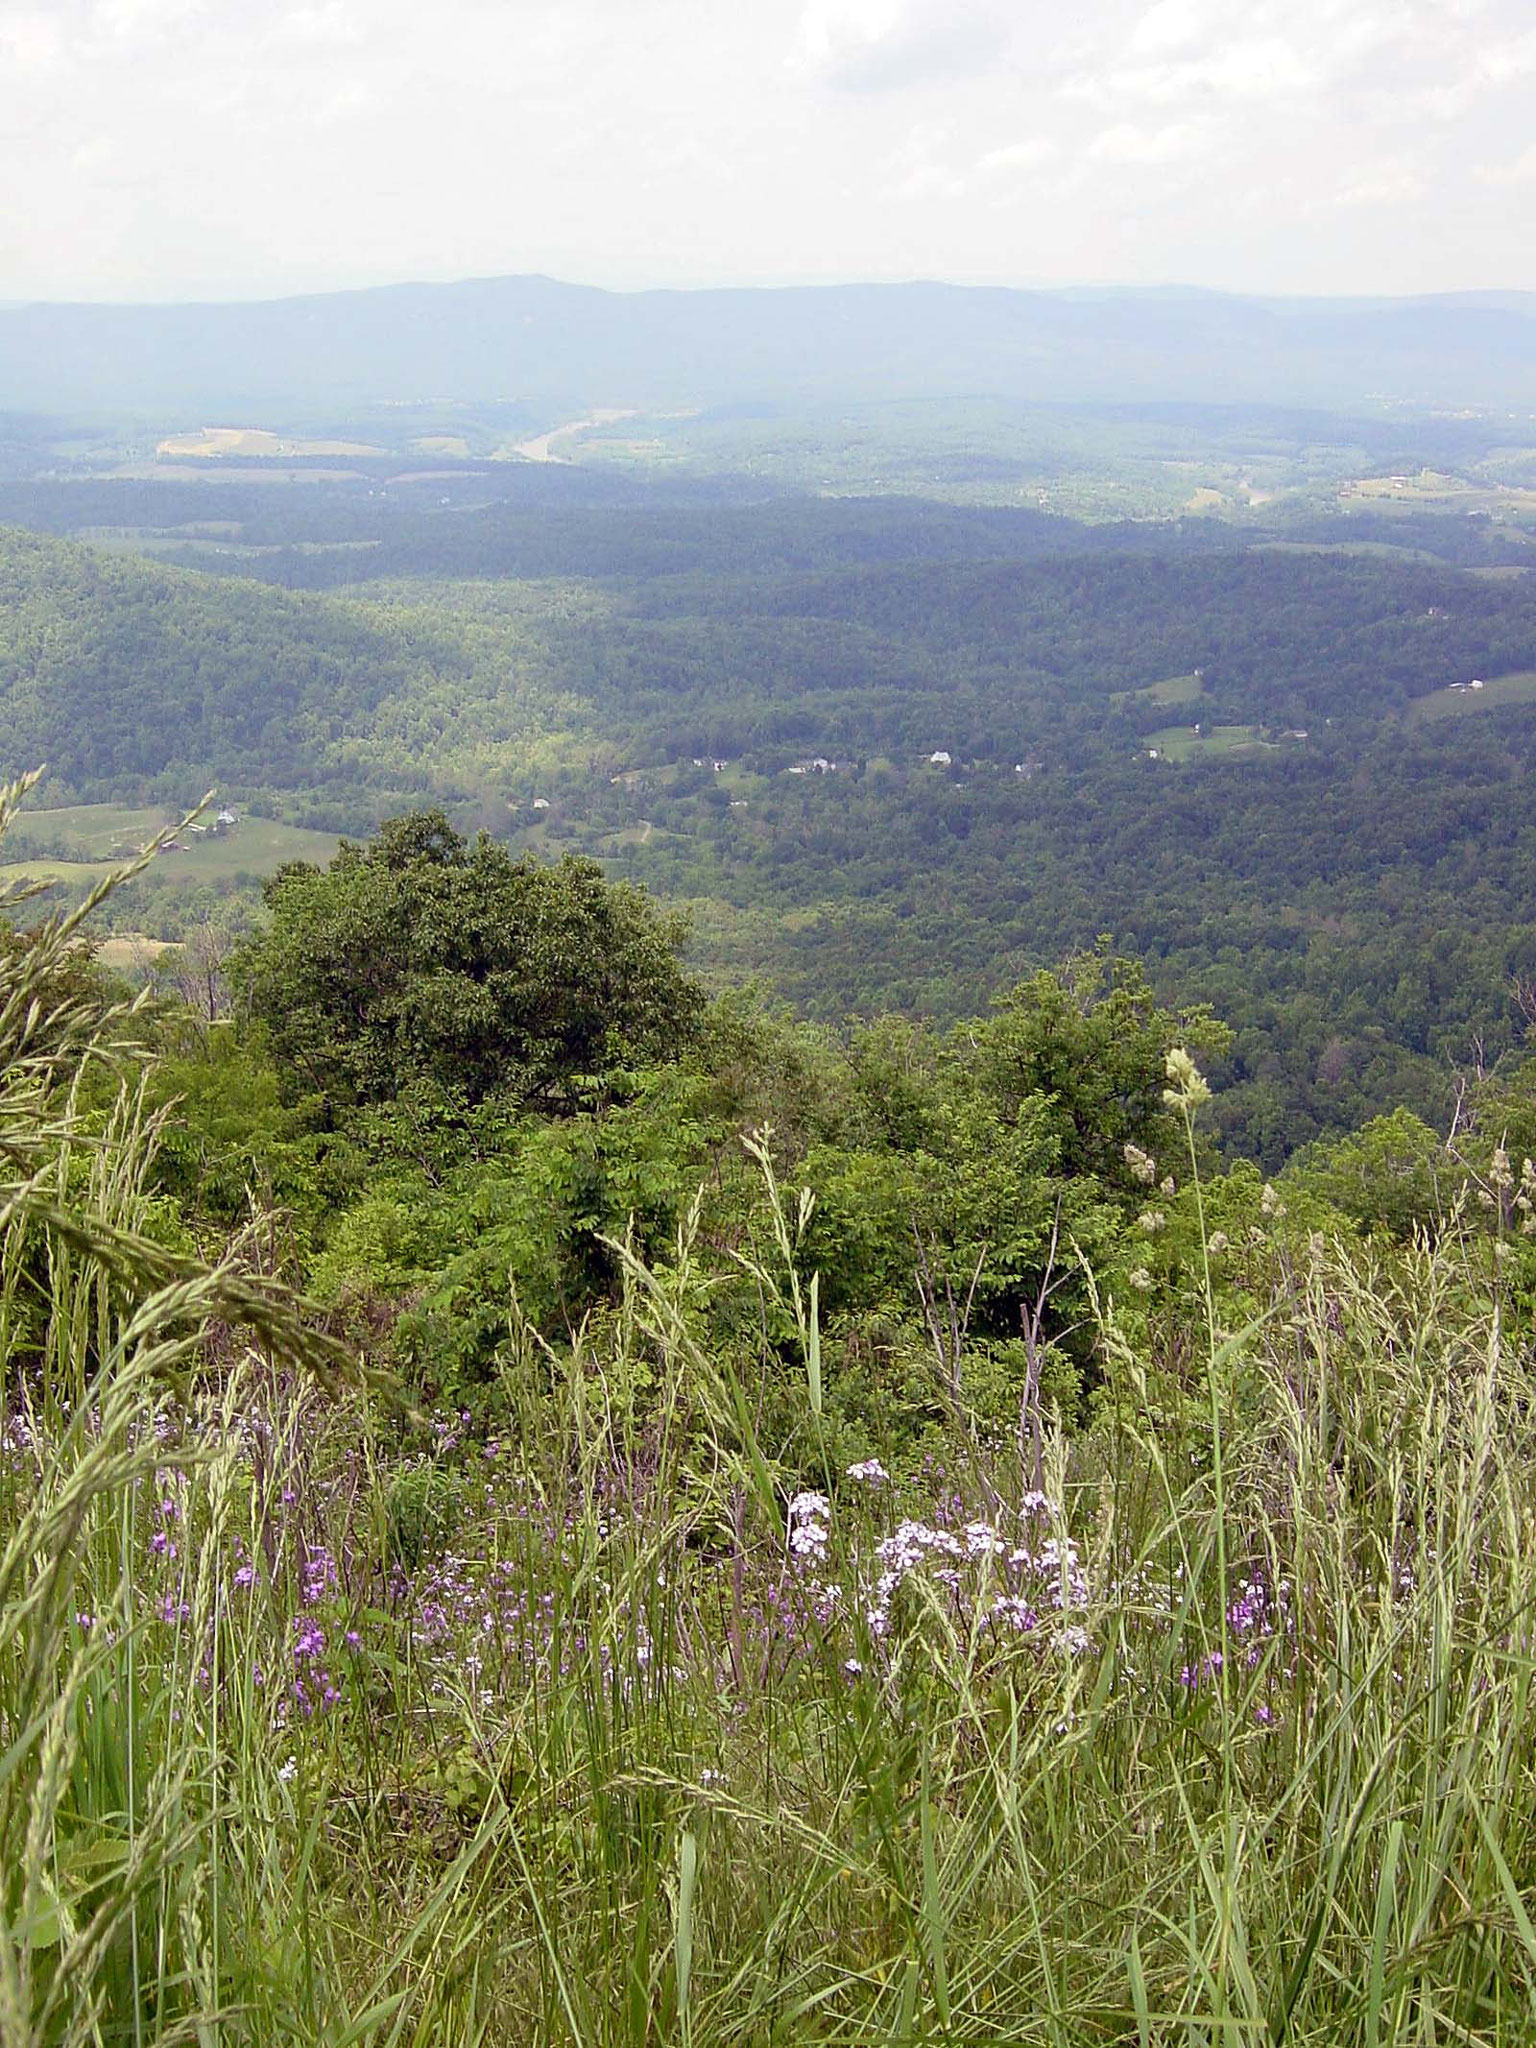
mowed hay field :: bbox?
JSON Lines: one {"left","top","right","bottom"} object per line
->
{"left": 1113, "top": 671, "right": 1207, "bottom": 709}
{"left": 156, "top": 427, "right": 386, "bottom": 459}
{"left": 1407, "top": 670, "right": 1536, "bottom": 723}
{"left": 1146, "top": 722, "right": 1271, "bottom": 761}
{"left": 0, "top": 802, "right": 339, "bottom": 886}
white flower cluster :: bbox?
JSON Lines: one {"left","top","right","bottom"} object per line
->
{"left": 1124, "top": 1143, "right": 1158, "bottom": 1186}
{"left": 862, "top": 1499, "right": 1090, "bottom": 1651}
{"left": 787, "top": 1489, "right": 831, "bottom": 1565}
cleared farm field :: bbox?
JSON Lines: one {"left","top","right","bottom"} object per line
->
{"left": 94, "top": 933, "right": 176, "bottom": 970}
{"left": 1407, "top": 670, "right": 1536, "bottom": 723}
{"left": 1145, "top": 723, "right": 1271, "bottom": 761}
{"left": 15, "top": 803, "right": 174, "bottom": 857}
{"left": 3, "top": 804, "right": 339, "bottom": 886}
{"left": 156, "top": 427, "right": 384, "bottom": 459}
{"left": 1114, "top": 671, "right": 1206, "bottom": 708}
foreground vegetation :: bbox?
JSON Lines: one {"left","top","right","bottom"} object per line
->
{"left": 6, "top": 785, "right": 1536, "bottom": 2042}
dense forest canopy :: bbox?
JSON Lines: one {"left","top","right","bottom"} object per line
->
{"left": 1, "top": 464, "right": 1534, "bottom": 1164}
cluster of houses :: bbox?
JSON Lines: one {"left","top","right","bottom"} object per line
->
{"left": 161, "top": 807, "right": 238, "bottom": 854}
{"left": 781, "top": 750, "right": 1041, "bottom": 777}
{"left": 925, "top": 753, "right": 1037, "bottom": 775}
{"left": 604, "top": 750, "right": 1044, "bottom": 786}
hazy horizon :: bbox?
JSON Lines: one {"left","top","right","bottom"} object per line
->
{"left": 3, "top": 1, "right": 1536, "bottom": 306}
{"left": 7, "top": 271, "right": 1536, "bottom": 313}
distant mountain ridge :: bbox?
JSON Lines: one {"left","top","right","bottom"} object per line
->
{"left": 2, "top": 274, "right": 1535, "bottom": 416}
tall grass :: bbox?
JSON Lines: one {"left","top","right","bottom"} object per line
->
{"left": 4, "top": 780, "right": 1536, "bottom": 2040}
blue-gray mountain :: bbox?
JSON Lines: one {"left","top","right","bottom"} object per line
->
{"left": 3, "top": 275, "right": 1536, "bottom": 412}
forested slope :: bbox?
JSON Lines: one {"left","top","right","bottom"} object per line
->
{"left": 0, "top": 528, "right": 589, "bottom": 805}
{"left": 4, "top": 510, "right": 1536, "bottom": 1159}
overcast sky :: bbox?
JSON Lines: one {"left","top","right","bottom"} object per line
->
{"left": 3, "top": 0, "right": 1534, "bottom": 303}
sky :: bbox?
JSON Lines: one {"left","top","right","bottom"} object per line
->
{"left": 2, "top": 0, "right": 1535, "bottom": 303}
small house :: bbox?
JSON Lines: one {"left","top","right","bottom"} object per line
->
{"left": 928, "top": 750, "right": 952, "bottom": 767}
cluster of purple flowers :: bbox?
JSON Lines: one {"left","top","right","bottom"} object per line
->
{"left": 1177, "top": 1570, "right": 1292, "bottom": 1726}
{"left": 290, "top": 1614, "right": 340, "bottom": 1715}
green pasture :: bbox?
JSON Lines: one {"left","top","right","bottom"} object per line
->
{"left": 1407, "top": 670, "right": 1536, "bottom": 723}
{"left": 1114, "top": 671, "right": 1206, "bottom": 709}
{"left": 2, "top": 802, "right": 339, "bottom": 886}
{"left": 1145, "top": 723, "right": 1270, "bottom": 762}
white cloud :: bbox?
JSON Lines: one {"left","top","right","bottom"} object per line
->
{"left": 1476, "top": 141, "right": 1536, "bottom": 186}
{"left": 273, "top": 4, "right": 365, "bottom": 48}
{"left": 798, "top": 0, "right": 1010, "bottom": 90}
{"left": 1326, "top": 159, "right": 1426, "bottom": 208}
{"left": 884, "top": 120, "right": 962, "bottom": 197}
{"left": 69, "top": 134, "right": 117, "bottom": 173}
{"left": 91, "top": 0, "right": 208, "bottom": 41}
{"left": 312, "top": 78, "right": 373, "bottom": 125}
{"left": 1370, "top": 24, "right": 1536, "bottom": 119}
{"left": 1086, "top": 119, "right": 1213, "bottom": 164}
{"left": 0, "top": 10, "right": 64, "bottom": 71}
{"left": 1126, "top": 0, "right": 1209, "bottom": 59}
{"left": 885, "top": 124, "right": 1055, "bottom": 200}
{"left": 976, "top": 139, "right": 1053, "bottom": 175}
{"left": 1065, "top": 36, "right": 1316, "bottom": 110}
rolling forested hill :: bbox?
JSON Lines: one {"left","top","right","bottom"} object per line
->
{"left": 3, "top": 496, "right": 1536, "bottom": 1161}
{"left": 0, "top": 527, "right": 591, "bottom": 805}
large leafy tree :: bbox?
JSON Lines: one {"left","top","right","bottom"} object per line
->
{"left": 963, "top": 952, "right": 1229, "bottom": 1190}
{"left": 233, "top": 811, "right": 703, "bottom": 1114}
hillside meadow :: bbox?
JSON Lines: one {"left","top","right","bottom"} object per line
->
{"left": 0, "top": 805, "right": 339, "bottom": 889}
